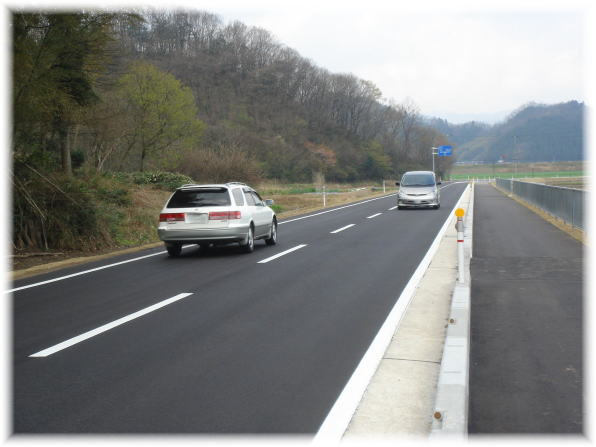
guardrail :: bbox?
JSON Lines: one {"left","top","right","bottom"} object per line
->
{"left": 495, "top": 178, "right": 585, "bottom": 231}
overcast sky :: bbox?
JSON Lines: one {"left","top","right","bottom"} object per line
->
{"left": 4, "top": 0, "right": 593, "bottom": 124}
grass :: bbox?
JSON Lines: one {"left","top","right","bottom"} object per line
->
{"left": 448, "top": 161, "right": 586, "bottom": 180}
{"left": 521, "top": 177, "right": 586, "bottom": 190}
{"left": 450, "top": 170, "right": 585, "bottom": 180}
{"left": 261, "top": 182, "right": 395, "bottom": 218}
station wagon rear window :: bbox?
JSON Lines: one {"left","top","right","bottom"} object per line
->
{"left": 167, "top": 188, "right": 231, "bottom": 208}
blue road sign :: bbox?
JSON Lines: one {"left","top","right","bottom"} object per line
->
{"left": 438, "top": 145, "right": 452, "bottom": 156}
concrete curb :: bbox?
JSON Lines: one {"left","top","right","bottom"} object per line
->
{"left": 430, "top": 182, "right": 474, "bottom": 439}
{"left": 322, "top": 183, "right": 471, "bottom": 441}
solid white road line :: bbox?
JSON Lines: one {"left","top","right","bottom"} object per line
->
{"left": 257, "top": 244, "right": 307, "bottom": 264}
{"left": 8, "top": 250, "right": 168, "bottom": 294}
{"left": 279, "top": 194, "right": 395, "bottom": 225}
{"left": 330, "top": 224, "right": 355, "bottom": 234}
{"left": 29, "top": 292, "right": 194, "bottom": 358}
{"left": 314, "top": 183, "right": 471, "bottom": 442}
{"left": 366, "top": 213, "right": 382, "bottom": 219}
{"left": 388, "top": 206, "right": 397, "bottom": 211}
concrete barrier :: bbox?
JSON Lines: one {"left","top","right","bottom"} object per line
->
{"left": 430, "top": 182, "right": 474, "bottom": 439}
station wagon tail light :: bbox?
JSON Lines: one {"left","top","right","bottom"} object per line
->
{"left": 160, "top": 213, "right": 185, "bottom": 222}
{"left": 209, "top": 211, "right": 242, "bottom": 220}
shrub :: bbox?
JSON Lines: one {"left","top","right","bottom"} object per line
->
{"left": 178, "top": 145, "right": 263, "bottom": 185}
{"left": 106, "top": 171, "right": 195, "bottom": 190}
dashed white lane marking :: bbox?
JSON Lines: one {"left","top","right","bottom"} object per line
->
{"left": 29, "top": 292, "right": 194, "bottom": 358}
{"left": 257, "top": 244, "right": 308, "bottom": 264}
{"left": 366, "top": 213, "right": 382, "bottom": 219}
{"left": 388, "top": 206, "right": 397, "bottom": 211}
{"left": 330, "top": 224, "right": 356, "bottom": 234}
{"left": 279, "top": 194, "right": 395, "bottom": 225}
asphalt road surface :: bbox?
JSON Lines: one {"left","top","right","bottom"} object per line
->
{"left": 12, "top": 182, "right": 467, "bottom": 434}
{"left": 469, "top": 184, "right": 583, "bottom": 434}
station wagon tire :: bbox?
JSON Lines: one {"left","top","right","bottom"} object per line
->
{"left": 240, "top": 225, "right": 255, "bottom": 253}
{"left": 434, "top": 203, "right": 440, "bottom": 209}
{"left": 265, "top": 219, "right": 278, "bottom": 246}
{"left": 166, "top": 243, "right": 182, "bottom": 257}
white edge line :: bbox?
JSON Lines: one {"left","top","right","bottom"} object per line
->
{"left": 279, "top": 194, "right": 395, "bottom": 225}
{"left": 8, "top": 250, "right": 168, "bottom": 294}
{"left": 29, "top": 292, "right": 194, "bottom": 358}
{"left": 257, "top": 244, "right": 307, "bottom": 264}
{"left": 366, "top": 213, "right": 382, "bottom": 219}
{"left": 330, "top": 224, "right": 355, "bottom": 234}
{"left": 313, "top": 183, "right": 471, "bottom": 443}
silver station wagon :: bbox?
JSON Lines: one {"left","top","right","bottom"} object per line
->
{"left": 157, "top": 182, "right": 277, "bottom": 256}
{"left": 396, "top": 171, "right": 441, "bottom": 209}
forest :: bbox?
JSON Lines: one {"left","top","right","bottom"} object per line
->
{"left": 12, "top": 9, "right": 453, "bottom": 252}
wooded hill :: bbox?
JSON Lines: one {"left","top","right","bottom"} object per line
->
{"left": 427, "top": 101, "right": 584, "bottom": 163}
{"left": 14, "top": 9, "right": 453, "bottom": 183}
{"left": 12, "top": 9, "right": 452, "bottom": 251}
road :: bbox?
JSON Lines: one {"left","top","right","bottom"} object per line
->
{"left": 469, "top": 184, "right": 583, "bottom": 433}
{"left": 12, "top": 182, "right": 468, "bottom": 433}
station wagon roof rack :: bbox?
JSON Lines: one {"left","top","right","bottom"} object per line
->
{"left": 177, "top": 182, "right": 249, "bottom": 190}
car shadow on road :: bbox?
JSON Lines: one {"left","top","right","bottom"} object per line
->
{"left": 163, "top": 243, "right": 269, "bottom": 260}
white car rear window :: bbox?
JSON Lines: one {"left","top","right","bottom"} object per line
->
{"left": 167, "top": 188, "right": 231, "bottom": 208}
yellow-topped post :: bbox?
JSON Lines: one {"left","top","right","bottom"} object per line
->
{"left": 455, "top": 208, "right": 465, "bottom": 283}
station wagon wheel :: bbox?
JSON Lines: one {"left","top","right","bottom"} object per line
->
{"left": 241, "top": 225, "right": 255, "bottom": 253}
{"left": 166, "top": 243, "right": 182, "bottom": 257}
{"left": 265, "top": 219, "right": 278, "bottom": 246}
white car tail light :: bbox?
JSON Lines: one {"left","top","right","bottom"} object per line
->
{"left": 208, "top": 211, "right": 242, "bottom": 220}
{"left": 159, "top": 213, "right": 185, "bottom": 222}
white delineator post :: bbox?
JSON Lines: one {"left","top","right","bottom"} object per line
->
{"left": 455, "top": 208, "right": 465, "bottom": 283}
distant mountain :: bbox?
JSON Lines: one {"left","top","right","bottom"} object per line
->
{"left": 427, "top": 109, "right": 511, "bottom": 125}
{"left": 425, "top": 117, "right": 492, "bottom": 148}
{"left": 427, "top": 101, "right": 585, "bottom": 162}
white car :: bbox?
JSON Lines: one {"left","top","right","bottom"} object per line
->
{"left": 396, "top": 171, "right": 441, "bottom": 209}
{"left": 157, "top": 182, "right": 277, "bottom": 256}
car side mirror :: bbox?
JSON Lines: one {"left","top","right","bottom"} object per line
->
{"left": 265, "top": 199, "right": 274, "bottom": 206}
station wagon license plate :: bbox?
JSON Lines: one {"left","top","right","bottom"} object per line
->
{"left": 186, "top": 213, "right": 208, "bottom": 224}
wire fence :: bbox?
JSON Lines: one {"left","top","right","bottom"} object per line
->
{"left": 495, "top": 178, "right": 586, "bottom": 231}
